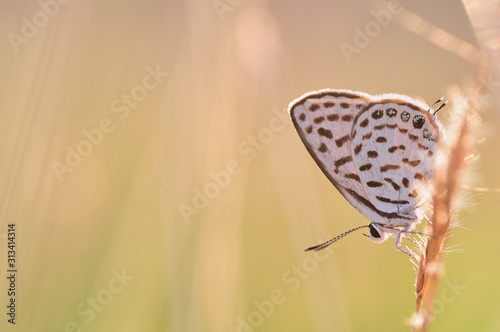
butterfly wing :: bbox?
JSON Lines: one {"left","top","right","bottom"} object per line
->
{"left": 350, "top": 94, "right": 442, "bottom": 224}
{"left": 289, "top": 89, "right": 386, "bottom": 223}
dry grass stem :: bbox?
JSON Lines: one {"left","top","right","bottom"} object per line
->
{"left": 412, "top": 81, "right": 482, "bottom": 331}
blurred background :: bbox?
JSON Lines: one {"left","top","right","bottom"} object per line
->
{"left": 0, "top": 0, "right": 499, "bottom": 331}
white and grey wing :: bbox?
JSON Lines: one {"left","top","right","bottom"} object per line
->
{"left": 289, "top": 89, "right": 382, "bottom": 222}
{"left": 350, "top": 96, "right": 441, "bottom": 223}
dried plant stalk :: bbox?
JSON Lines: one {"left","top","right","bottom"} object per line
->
{"left": 412, "top": 85, "right": 479, "bottom": 331}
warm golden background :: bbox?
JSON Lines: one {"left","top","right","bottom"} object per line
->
{"left": 0, "top": 0, "right": 499, "bottom": 331}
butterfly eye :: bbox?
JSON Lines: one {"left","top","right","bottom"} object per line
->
{"left": 369, "top": 224, "right": 381, "bottom": 238}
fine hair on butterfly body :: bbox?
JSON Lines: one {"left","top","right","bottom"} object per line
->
{"left": 288, "top": 89, "right": 445, "bottom": 257}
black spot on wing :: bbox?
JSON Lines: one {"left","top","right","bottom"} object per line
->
{"left": 309, "top": 104, "right": 320, "bottom": 112}
{"left": 335, "top": 135, "right": 350, "bottom": 147}
{"left": 359, "top": 163, "right": 372, "bottom": 171}
{"left": 317, "top": 127, "right": 333, "bottom": 139}
{"left": 384, "top": 178, "right": 401, "bottom": 191}
{"left": 335, "top": 156, "right": 353, "bottom": 168}
{"left": 376, "top": 196, "right": 409, "bottom": 205}
{"left": 327, "top": 114, "right": 339, "bottom": 121}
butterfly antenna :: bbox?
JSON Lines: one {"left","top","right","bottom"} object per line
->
{"left": 305, "top": 225, "right": 370, "bottom": 252}
{"left": 429, "top": 97, "right": 444, "bottom": 110}
{"left": 433, "top": 100, "right": 448, "bottom": 116}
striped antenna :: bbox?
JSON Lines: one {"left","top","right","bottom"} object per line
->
{"left": 429, "top": 97, "right": 444, "bottom": 110}
{"left": 305, "top": 225, "right": 370, "bottom": 251}
{"left": 428, "top": 97, "right": 448, "bottom": 117}
{"left": 433, "top": 100, "right": 448, "bottom": 116}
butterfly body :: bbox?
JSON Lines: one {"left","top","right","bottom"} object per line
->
{"left": 289, "top": 89, "right": 443, "bottom": 251}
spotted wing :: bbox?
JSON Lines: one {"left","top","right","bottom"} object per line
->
{"left": 289, "top": 89, "right": 383, "bottom": 222}
{"left": 350, "top": 94, "right": 442, "bottom": 223}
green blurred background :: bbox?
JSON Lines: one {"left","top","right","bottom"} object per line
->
{"left": 0, "top": 0, "right": 499, "bottom": 331}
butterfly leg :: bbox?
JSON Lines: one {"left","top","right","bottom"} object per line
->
{"left": 395, "top": 231, "right": 419, "bottom": 260}
{"left": 402, "top": 230, "right": 429, "bottom": 238}
{"left": 395, "top": 226, "right": 430, "bottom": 259}
{"left": 403, "top": 235, "right": 422, "bottom": 248}
{"left": 395, "top": 237, "right": 417, "bottom": 259}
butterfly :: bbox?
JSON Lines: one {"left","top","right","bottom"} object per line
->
{"left": 288, "top": 89, "right": 446, "bottom": 256}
